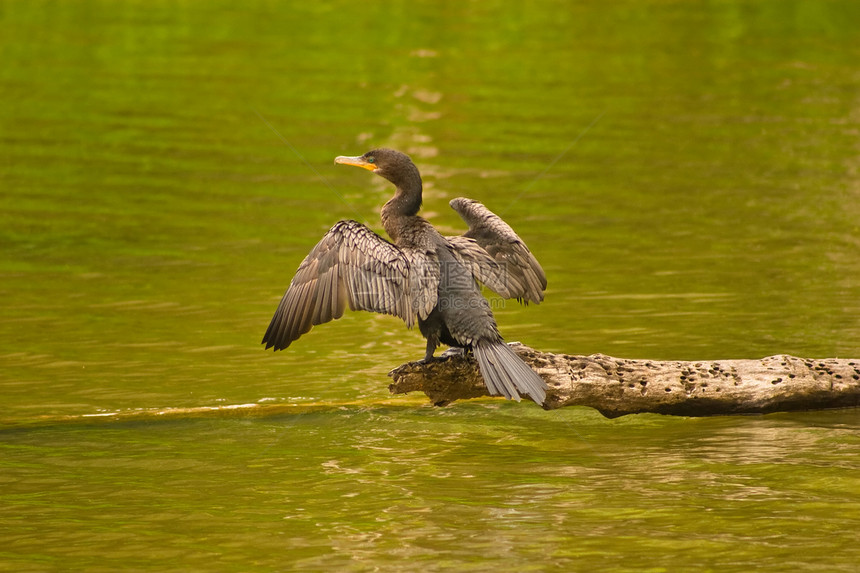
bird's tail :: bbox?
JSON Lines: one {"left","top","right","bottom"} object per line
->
{"left": 473, "top": 341, "right": 547, "bottom": 405}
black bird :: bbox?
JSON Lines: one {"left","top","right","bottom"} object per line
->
{"left": 262, "top": 148, "right": 548, "bottom": 404}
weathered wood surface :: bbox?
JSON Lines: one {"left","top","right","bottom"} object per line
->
{"left": 388, "top": 343, "right": 860, "bottom": 417}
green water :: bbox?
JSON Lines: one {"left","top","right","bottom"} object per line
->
{"left": 2, "top": 0, "right": 859, "bottom": 570}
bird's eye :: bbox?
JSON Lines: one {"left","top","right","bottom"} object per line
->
{"left": 367, "top": 157, "right": 375, "bottom": 164}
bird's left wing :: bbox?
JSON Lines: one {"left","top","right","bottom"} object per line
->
{"left": 263, "top": 220, "right": 438, "bottom": 351}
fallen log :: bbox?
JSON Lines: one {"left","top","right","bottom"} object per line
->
{"left": 388, "top": 343, "right": 860, "bottom": 417}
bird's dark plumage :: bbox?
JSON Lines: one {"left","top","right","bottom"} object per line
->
{"left": 263, "top": 148, "right": 548, "bottom": 404}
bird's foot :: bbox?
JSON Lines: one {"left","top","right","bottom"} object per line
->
{"left": 440, "top": 347, "right": 466, "bottom": 359}
{"left": 417, "top": 347, "right": 466, "bottom": 364}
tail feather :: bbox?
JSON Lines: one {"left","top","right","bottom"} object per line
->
{"left": 474, "top": 341, "right": 547, "bottom": 405}
{"left": 475, "top": 344, "right": 520, "bottom": 401}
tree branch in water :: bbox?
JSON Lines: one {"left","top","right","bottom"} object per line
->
{"left": 388, "top": 343, "right": 860, "bottom": 417}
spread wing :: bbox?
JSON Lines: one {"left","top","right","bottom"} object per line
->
{"left": 448, "top": 197, "right": 547, "bottom": 304}
{"left": 446, "top": 236, "right": 515, "bottom": 299}
{"left": 263, "top": 220, "right": 439, "bottom": 351}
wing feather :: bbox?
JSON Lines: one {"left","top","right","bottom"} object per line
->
{"left": 263, "top": 220, "right": 438, "bottom": 351}
{"left": 446, "top": 236, "right": 514, "bottom": 299}
{"left": 403, "top": 250, "right": 440, "bottom": 318}
{"left": 449, "top": 197, "right": 547, "bottom": 304}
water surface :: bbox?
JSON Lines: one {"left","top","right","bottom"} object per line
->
{"left": 1, "top": 1, "right": 859, "bottom": 570}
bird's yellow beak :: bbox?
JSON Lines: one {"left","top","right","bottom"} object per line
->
{"left": 334, "top": 155, "right": 377, "bottom": 172}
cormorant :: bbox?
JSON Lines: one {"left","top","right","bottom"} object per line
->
{"left": 262, "top": 148, "right": 548, "bottom": 404}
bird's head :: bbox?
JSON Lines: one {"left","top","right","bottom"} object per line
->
{"left": 335, "top": 148, "right": 419, "bottom": 187}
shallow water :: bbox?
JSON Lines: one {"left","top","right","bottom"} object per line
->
{"left": 2, "top": 1, "right": 859, "bottom": 570}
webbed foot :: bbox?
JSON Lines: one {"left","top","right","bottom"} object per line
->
{"left": 440, "top": 347, "right": 466, "bottom": 359}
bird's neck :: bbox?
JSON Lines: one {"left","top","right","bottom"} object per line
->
{"left": 381, "top": 180, "right": 422, "bottom": 242}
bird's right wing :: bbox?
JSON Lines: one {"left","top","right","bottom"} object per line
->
{"left": 262, "top": 220, "right": 438, "bottom": 351}
{"left": 449, "top": 197, "right": 547, "bottom": 303}
{"left": 446, "top": 236, "right": 516, "bottom": 299}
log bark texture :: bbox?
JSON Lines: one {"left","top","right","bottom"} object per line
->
{"left": 388, "top": 343, "right": 860, "bottom": 417}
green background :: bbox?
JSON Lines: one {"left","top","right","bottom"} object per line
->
{"left": 2, "top": 1, "right": 859, "bottom": 570}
